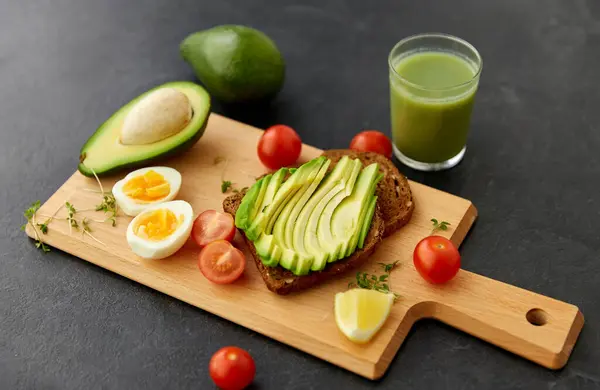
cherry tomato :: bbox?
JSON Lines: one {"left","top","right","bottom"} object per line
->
{"left": 199, "top": 240, "right": 246, "bottom": 284}
{"left": 209, "top": 346, "right": 256, "bottom": 390}
{"left": 413, "top": 236, "right": 461, "bottom": 284}
{"left": 349, "top": 130, "right": 393, "bottom": 159}
{"left": 192, "top": 210, "right": 236, "bottom": 248}
{"left": 257, "top": 124, "right": 302, "bottom": 170}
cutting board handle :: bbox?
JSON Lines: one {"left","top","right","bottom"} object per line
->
{"left": 411, "top": 270, "right": 584, "bottom": 369}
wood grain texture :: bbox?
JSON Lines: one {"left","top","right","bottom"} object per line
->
{"left": 26, "top": 114, "right": 584, "bottom": 379}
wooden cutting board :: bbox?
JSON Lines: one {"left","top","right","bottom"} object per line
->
{"left": 26, "top": 114, "right": 583, "bottom": 379}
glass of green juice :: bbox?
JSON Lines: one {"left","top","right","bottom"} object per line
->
{"left": 389, "top": 33, "right": 482, "bottom": 171}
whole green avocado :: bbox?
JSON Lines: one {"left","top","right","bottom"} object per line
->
{"left": 180, "top": 25, "right": 286, "bottom": 103}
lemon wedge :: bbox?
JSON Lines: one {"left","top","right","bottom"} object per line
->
{"left": 334, "top": 289, "right": 394, "bottom": 343}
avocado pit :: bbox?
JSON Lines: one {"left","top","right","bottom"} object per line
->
{"left": 120, "top": 87, "right": 193, "bottom": 145}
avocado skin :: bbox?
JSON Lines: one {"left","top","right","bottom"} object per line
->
{"left": 180, "top": 25, "right": 285, "bottom": 104}
{"left": 77, "top": 81, "right": 210, "bottom": 178}
{"left": 78, "top": 119, "right": 207, "bottom": 178}
{"left": 235, "top": 175, "right": 266, "bottom": 230}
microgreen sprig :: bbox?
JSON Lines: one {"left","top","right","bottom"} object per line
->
{"left": 431, "top": 218, "right": 451, "bottom": 234}
{"left": 21, "top": 201, "right": 51, "bottom": 253}
{"left": 348, "top": 260, "right": 400, "bottom": 300}
{"left": 95, "top": 192, "right": 117, "bottom": 226}
{"left": 221, "top": 180, "right": 233, "bottom": 193}
{"left": 90, "top": 167, "right": 118, "bottom": 226}
{"left": 221, "top": 180, "right": 247, "bottom": 194}
{"left": 21, "top": 166, "right": 118, "bottom": 251}
{"left": 65, "top": 201, "right": 79, "bottom": 232}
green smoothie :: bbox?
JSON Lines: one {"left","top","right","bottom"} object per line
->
{"left": 390, "top": 51, "right": 479, "bottom": 163}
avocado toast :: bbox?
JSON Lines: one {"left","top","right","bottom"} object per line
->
{"left": 222, "top": 150, "right": 414, "bottom": 295}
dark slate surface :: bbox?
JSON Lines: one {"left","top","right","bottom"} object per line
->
{"left": 1, "top": 0, "right": 599, "bottom": 389}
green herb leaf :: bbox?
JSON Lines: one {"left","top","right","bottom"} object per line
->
{"left": 221, "top": 180, "right": 232, "bottom": 193}
{"left": 37, "top": 222, "right": 49, "bottom": 234}
{"left": 65, "top": 201, "right": 76, "bottom": 216}
{"left": 35, "top": 241, "right": 51, "bottom": 253}
{"left": 348, "top": 261, "right": 401, "bottom": 300}
{"left": 23, "top": 200, "right": 41, "bottom": 220}
{"left": 380, "top": 260, "right": 399, "bottom": 273}
{"left": 22, "top": 201, "right": 50, "bottom": 253}
{"left": 82, "top": 218, "right": 92, "bottom": 233}
{"left": 95, "top": 193, "right": 117, "bottom": 227}
{"left": 431, "top": 218, "right": 451, "bottom": 234}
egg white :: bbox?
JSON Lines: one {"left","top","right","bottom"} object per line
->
{"left": 126, "top": 200, "right": 193, "bottom": 260}
{"left": 113, "top": 166, "right": 182, "bottom": 217}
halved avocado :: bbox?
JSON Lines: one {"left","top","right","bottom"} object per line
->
{"left": 78, "top": 81, "right": 211, "bottom": 177}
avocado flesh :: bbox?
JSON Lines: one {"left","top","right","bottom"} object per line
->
{"left": 235, "top": 175, "right": 267, "bottom": 230}
{"left": 255, "top": 234, "right": 282, "bottom": 267}
{"left": 284, "top": 159, "right": 330, "bottom": 249}
{"left": 342, "top": 166, "right": 382, "bottom": 258}
{"left": 251, "top": 175, "right": 271, "bottom": 221}
{"left": 279, "top": 159, "right": 330, "bottom": 275}
{"left": 331, "top": 163, "right": 380, "bottom": 260}
{"left": 344, "top": 191, "right": 376, "bottom": 258}
{"left": 358, "top": 195, "right": 378, "bottom": 250}
{"left": 78, "top": 81, "right": 210, "bottom": 177}
{"left": 236, "top": 167, "right": 289, "bottom": 266}
{"left": 260, "top": 168, "right": 287, "bottom": 214}
{"left": 317, "top": 159, "right": 362, "bottom": 262}
{"left": 298, "top": 156, "right": 353, "bottom": 271}
{"left": 355, "top": 172, "right": 384, "bottom": 251}
{"left": 240, "top": 157, "right": 381, "bottom": 276}
{"left": 268, "top": 157, "right": 327, "bottom": 273}
{"left": 263, "top": 157, "right": 325, "bottom": 234}
{"left": 251, "top": 158, "right": 324, "bottom": 263}
{"left": 273, "top": 158, "right": 325, "bottom": 245}
{"left": 245, "top": 167, "right": 299, "bottom": 241}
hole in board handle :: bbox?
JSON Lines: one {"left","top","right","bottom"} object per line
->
{"left": 526, "top": 308, "right": 548, "bottom": 326}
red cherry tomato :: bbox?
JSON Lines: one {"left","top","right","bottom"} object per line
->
{"left": 413, "top": 236, "right": 461, "bottom": 284}
{"left": 257, "top": 124, "right": 302, "bottom": 170}
{"left": 192, "top": 210, "right": 236, "bottom": 248}
{"left": 198, "top": 240, "right": 246, "bottom": 284}
{"left": 209, "top": 346, "right": 256, "bottom": 390}
{"left": 350, "top": 130, "right": 393, "bottom": 159}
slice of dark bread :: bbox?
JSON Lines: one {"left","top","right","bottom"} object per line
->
{"left": 320, "top": 150, "right": 414, "bottom": 237}
{"left": 222, "top": 151, "right": 414, "bottom": 295}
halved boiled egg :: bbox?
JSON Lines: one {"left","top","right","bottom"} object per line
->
{"left": 126, "top": 200, "right": 194, "bottom": 260}
{"left": 113, "top": 167, "right": 182, "bottom": 216}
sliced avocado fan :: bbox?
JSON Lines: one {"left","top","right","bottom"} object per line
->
{"left": 78, "top": 81, "right": 211, "bottom": 177}
{"left": 237, "top": 156, "right": 382, "bottom": 276}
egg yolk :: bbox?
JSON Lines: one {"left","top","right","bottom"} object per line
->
{"left": 123, "top": 170, "right": 171, "bottom": 203}
{"left": 134, "top": 208, "right": 184, "bottom": 241}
